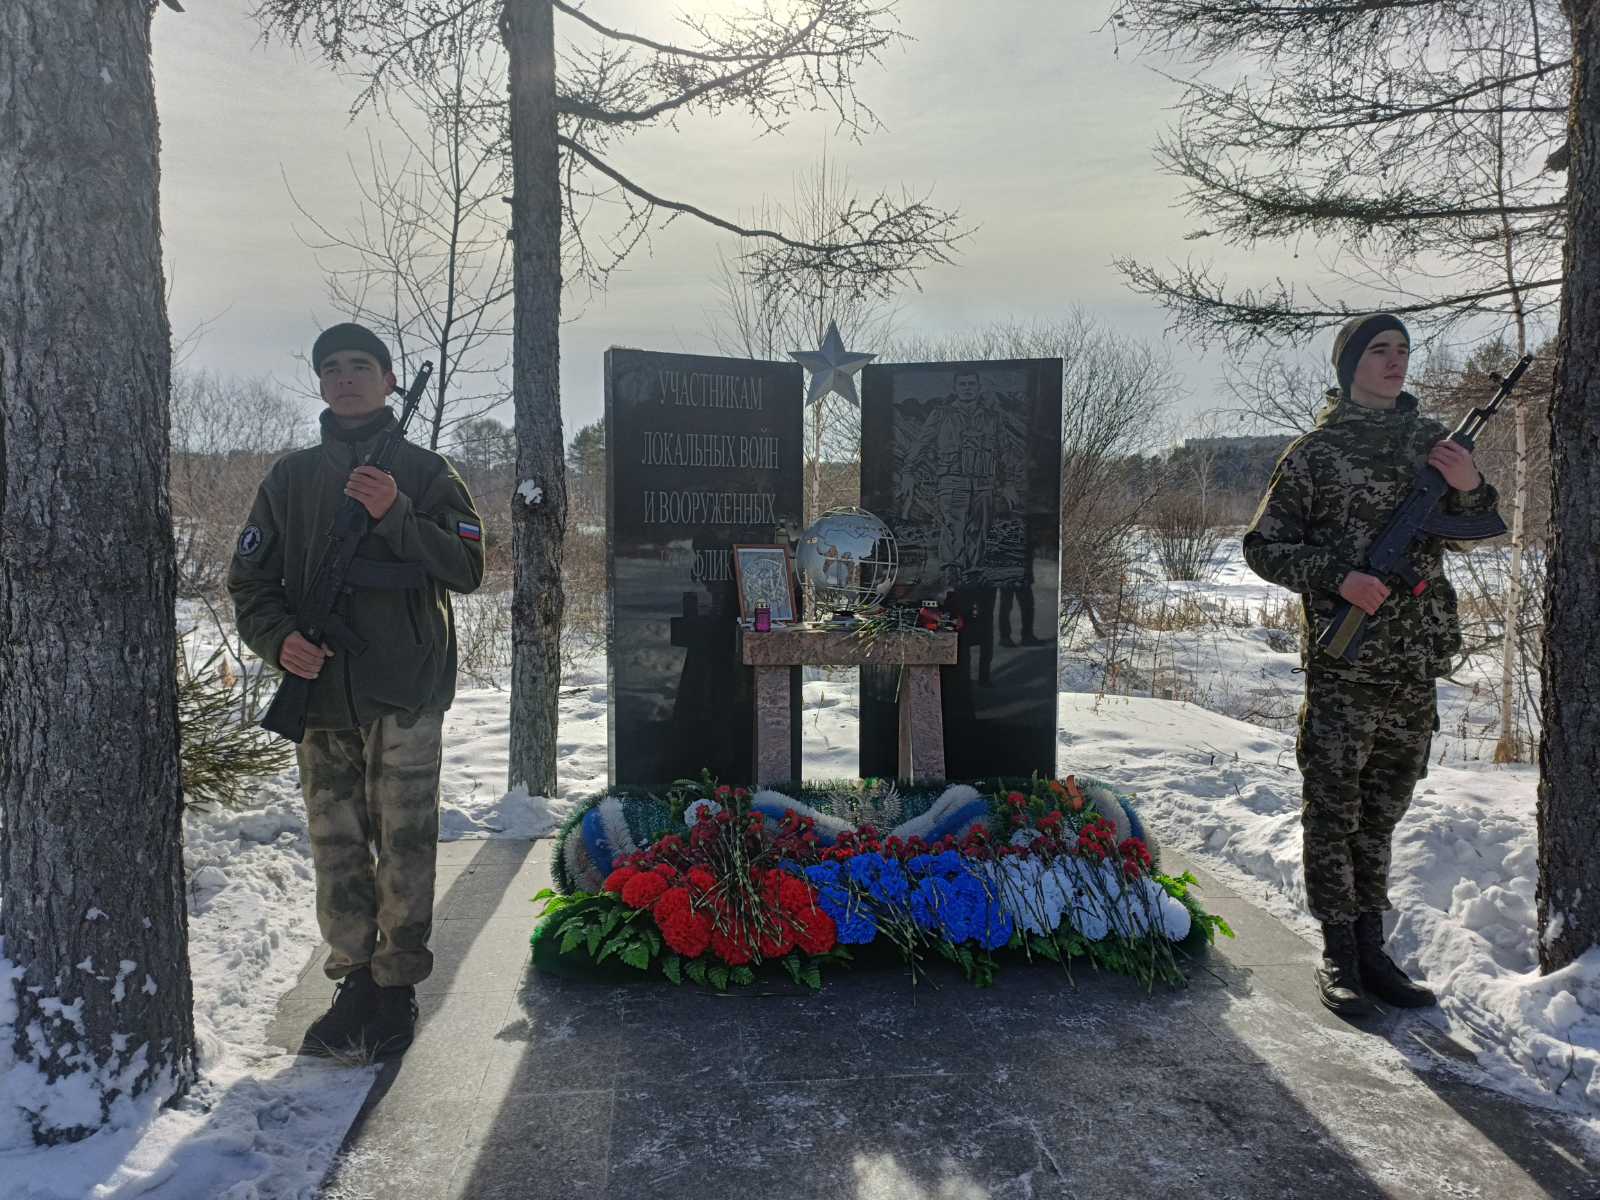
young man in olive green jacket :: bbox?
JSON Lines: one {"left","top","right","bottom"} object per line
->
{"left": 228, "top": 322, "right": 485, "bottom": 1056}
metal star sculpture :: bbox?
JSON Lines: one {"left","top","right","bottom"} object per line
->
{"left": 790, "top": 320, "right": 876, "bottom": 407}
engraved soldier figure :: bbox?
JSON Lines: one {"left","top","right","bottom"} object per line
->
{"left": 1243, "top": 314, "right": 1497, "bottom": 1017}
{"left": 900, "top": 370, "right": 1020, "bottom": 584}
{"left": 229, "top": 323, "right": 485, "bottom": 1056}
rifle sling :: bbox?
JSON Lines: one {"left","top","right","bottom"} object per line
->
{"left": 343, "top": 556, "right": 429, "bottom": 591}
{"left": 320, "top": 613, "right": 369, "bottom": 658}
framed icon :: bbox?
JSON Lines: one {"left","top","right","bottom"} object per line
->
{"left": 732, "top": 544, "right": 798, "bottom": 622}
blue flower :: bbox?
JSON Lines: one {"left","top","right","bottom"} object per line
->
{"left": 811, "top": 880, "right": 877, "bottom": 944}
{"left": 846, "top": 853, "right": 910, "bottom": 903}
{"left": 916, "top": 869, "right": 1013, "bottom": 949}
{"left": 974, "top": 902, "right": 1014, "bottom": 950}
{"left": 909, "top": 876, "right": 952, "bottom": 930}
{"left": 941, "top": 873, "right": 987, "bottom": 942}
{"left": 907, "top": 850, "right": 965, "bottom": 879}
{"left": 834, "top": 906, "right": 879, "bottom": 945}
{"left": 804, "top": 861, "right": 842, "bottom": 886}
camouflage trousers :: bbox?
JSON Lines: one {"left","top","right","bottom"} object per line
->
{"left": 1296, "top": 671, "right": 1436, "bottom": 924}
{"left": 297, "top": 711, "right": 444, "bottom": 987}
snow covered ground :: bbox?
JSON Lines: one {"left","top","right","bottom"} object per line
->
{"left": 1, "top": 783, "right": 374, "bottom": 1197}
{"left": 5, "top": 539, "right": 1597, "bottom": 1194}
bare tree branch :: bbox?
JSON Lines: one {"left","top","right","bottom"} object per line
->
{"left": 553, "top": 0, "right": 823, "bottom": 65}
{"left": 1116, "top": 256, "right": 1563, "bottom": 350}
{"left": 556, "top": 134, "right": 965, "bottom": 291}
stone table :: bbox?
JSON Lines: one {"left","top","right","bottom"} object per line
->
{"left": 739, "top": 626, "right": 957, "bottom": 784}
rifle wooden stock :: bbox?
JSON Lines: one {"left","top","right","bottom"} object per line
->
{"left": 1317, "top": 600, "right": 1371, "bottom": 662}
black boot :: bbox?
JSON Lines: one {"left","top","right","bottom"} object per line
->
{"left": 304, "top": 966, "right": 379, "bottom": 1056}
{"left": 365, "top": 984, "right": 418, "bottom": 1058}
{"left": 1354, "top": 911, "right": 1437, "bottom": 1008}
{"left": 1315, "top": 922, "right": 1375, "bottom": 1017}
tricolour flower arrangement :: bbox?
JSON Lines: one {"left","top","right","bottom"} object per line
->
{"left": 531, "top": 775, "right": 1232, "bottom": 991}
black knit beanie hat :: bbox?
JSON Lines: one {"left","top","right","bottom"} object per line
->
{"left": 1332, "top": 313, "right": 1409, "bottom": 396}
{"left": 311, "top": 322, "right": 392, "bottom": 375}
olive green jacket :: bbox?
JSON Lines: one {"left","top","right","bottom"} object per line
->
{"left": 1242, "top": 389, "right": 1499, "bottom": 683}
{"left": 228, "top": 408, "right": 485, "bottom": 730}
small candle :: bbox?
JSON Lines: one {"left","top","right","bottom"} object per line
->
{"left": 754, "top": 605, "right": 771, "bottom": 632}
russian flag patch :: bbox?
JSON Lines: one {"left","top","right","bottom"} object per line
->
{"left": 457, "top": 521, "right": 482, "bottom": 542}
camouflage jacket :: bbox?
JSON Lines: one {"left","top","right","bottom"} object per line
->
{"left": 1242, "top": 389, "right": 1499, "bottom": 683}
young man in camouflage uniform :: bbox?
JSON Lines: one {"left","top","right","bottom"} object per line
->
{"left": 228, "top": 323, "right": 485, "bottom": 1055}
{"left": 1243, "top": 313, "right": 1497, "bottom": 1017}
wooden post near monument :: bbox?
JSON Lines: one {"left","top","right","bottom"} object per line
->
{"left": 740, "top": 627, "right": 957, "bottom": 785}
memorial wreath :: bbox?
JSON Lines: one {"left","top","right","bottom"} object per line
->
{"left": 531, "top": 773, "right": 1232, "bottom": 991}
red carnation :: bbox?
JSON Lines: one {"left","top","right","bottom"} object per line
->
{"left": 777, "top": 876, "right": 813, "bottom": 914}
{"left": 686, "top": 866, "right": 716, "bottom": 894}
{"left": 756, "top": 922, "right": 798, "bottom": 959}
{"left": 709, "top": 925, "right": 754, "bottom": 966}
{"left": 602, "top": 866, "right": 639, "bottom": 895}
{"left": 660, "top": 909, "right": 713, "bottom": 958}
{"left": 793, "top": 907, "right": 837, "bottom": 955}
{"left": 1119, "top": 837, "right": 1152, "bottom": 877}
{"left": 758, "top": 870, "right": 782, "bottom": 907}
{"left": 654, "top": 886, "right": 693, "bottom": 923}
{"left": 621, "top": 870, "right": 669, "bottom": 909}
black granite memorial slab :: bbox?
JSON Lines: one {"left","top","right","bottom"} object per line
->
{"left": 859, "top": 359, "right": 1062, "bottom": 780}
{"left": 605, "top": 349, "right": 804, "bottom": 786}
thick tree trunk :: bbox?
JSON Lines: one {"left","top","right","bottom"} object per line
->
{"left": 1538, "top": 0, "right": 1600, "bottom": 974}
{"left": 505, "top": 0, "right": 567, "bottom": 796}
{"left": 0, "top": 0, "right": 195, "bottom": 1142}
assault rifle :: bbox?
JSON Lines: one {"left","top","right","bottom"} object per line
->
{"left": 1317, "top": 354, "right": 1532, "bottom": 664}
{"left": 260, "top": 361, "right": 434, "bottom": 743}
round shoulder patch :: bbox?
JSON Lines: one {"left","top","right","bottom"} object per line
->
{"left": 238, "top": 525, "right": 263, "bottom": 557}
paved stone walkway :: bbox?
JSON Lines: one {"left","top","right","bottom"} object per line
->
{"left": 268, "top": 839, "right": 1600, "bottom": 1200}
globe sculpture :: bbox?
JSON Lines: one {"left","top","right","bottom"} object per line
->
{"left": 796, "top": 507, "right": 899, "bottom": 615}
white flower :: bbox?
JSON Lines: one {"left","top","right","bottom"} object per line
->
{"left": 684, "top": 797, "right": 722, "bottom": 827}
{"left": 990, "top": 858, "right": 1073, "bottom": 937}
{"left": 1158, "top": 890, "right": 1192, "bottom": 941}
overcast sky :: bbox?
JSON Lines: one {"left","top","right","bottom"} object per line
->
{"left": 151, "top": 0, "right": 1298, "bottom": 441}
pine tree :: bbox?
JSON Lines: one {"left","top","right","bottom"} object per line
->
{"left": 1536, "top": 0, "right": 1600, "bottom": 974}
{"left": 0, "top": 0, "right": 196, "bottom": 1143}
